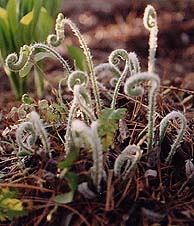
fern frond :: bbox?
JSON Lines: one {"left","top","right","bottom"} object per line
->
{"left": 159, "top": 111, "right": 187, "bottom": 164}
{"left": 124, "top": 72, "right": 160, "bottom": 150}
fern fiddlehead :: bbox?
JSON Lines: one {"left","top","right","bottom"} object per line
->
{"left": 6, "top": 43, "right": 71, "bottom": 77}
{"left": 143, "top": 5, "right": 158, "bottom": 73}
{"left": 47, "top": 13, "right": 65, "bottom": 47}
{"left": 30, "top": 43, "right": 71, "bottom": 76}
{"left": 64, "top": 70, "right": 95, "bottom": 155}
{"left": 128, "top": 52, "right": 141, "bottom": 76}
{"left": 16, "top": 122, "right": 37, "bottom": 153}
{"left": 16, "top": 111, "right": 49, "bottom": 153}
{"left": 5, "top": 45, "right": 31, "bottom": 72}
{"left": 114, "top": 144, "right": 142, "bottom": 180}
{"left": 109, "top": 49, "right": 130, "bottom": 109}
{"left": 159, "top": 111, "right": 187, "bottom": 164}
{"left": 48, "top": 14, "right": 101, "bottom": 115}
{"left": 29, "top": 111, "right": 50, "bottom": 152}
{"left": 124, "top": 72, "right": 160, "bottom": 151}
{"left": 72, "top": 119, "right": 103, "bottom": 192}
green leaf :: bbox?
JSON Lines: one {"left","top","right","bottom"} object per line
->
{"left": 0, "top": 188, "right": 26, "bottom": 221}
{"left": 19, "top": 62, "right": 33, "bottom": 78}
{"left": 54, "top": 191, "right": 74, "bottom": 204}
{"left": 67, "top": 45, "right": 87, "bottom": 71}
{"left": 20, "top": 11, "right": 33, "bottom": 25}
{"left": 53, "top": 172, "right": 77, "bottom": 204}
{"left": 34, "top": 52, "right": 55, "bottom": 62}
{"left": 33, "top": 64, "right": 44, "bottom": 98}
{"left": 66, "top": 172, "right": 78, "bottom": 191}
{"left": 98, "top": 108, "right": 126, "bottom": 150}
{"left": 34, "top": 7, "right": 53, "bottom": 41}
{"left": 7, "top": 0, "right": 17, "bottom": 33}
{"left": 0, "top": 7, "right": 13, "bottom": 54}
{"left": 58, "top": 146, "right": 79, "bottom": 169}
{"left": 0, "top": 7, "right": 7, "bottom": 21}
{"left": 17, "top": 150, "right": 32, "bottom": 157}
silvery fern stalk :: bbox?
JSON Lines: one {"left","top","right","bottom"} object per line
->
{"left": 48, "top": 14, "right": 101, "bottom": 115}
{"left": 185, "top": 159, "right": 194, "bottom": 179}
{"left": 16, "top": 111, "right": 50, "bottom": 153}
{"left": 109, "top": 49, "right": 130, "bottom": 109}
{"left": 65, "top": 70, "right": 95, "bottom": 155}
{"left": 78, "top": 182, "right": 96, "bottom": 199}
{"left": 94, "top": 63, "right": 122, "bottom": 99}
{"left": 143, "top": 5, "right": 158, "bottom": 73}
{"left": 124, "top": 72, "right": 160, "bottom": 151}
{"left": 30, "top": 43, "right": 71, "bottom": 77}
{"left": 114, "top": 144, "right": 142, "bottom": 180}
{"left": 16, "top": 122, "right": 37, "bottom": 153}
{"left": 94, "top": 62, "right": 122, "bottom": 84}
{"left": 74, "top": 85, "right": 96, "bottom": 122}
{"left": 128, "top": 52, "right": 141, "bottom": 75}
{"left": 28, "top": 111, "right": 50, "bottom": 152}
{"left": 72, "top": 119, "right": 103, "bottom": 192}
{"left": 159, "top": 111, "right": 187, "bottom": 164}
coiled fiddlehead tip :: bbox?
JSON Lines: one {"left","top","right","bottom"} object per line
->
{"left": 67, "top": 70, "right": 88, "bottom": 91}
{"left": 124, "top": 72, "right": 160, "bottom": 96}
{"left": 47, "top": 34, "right": 59, "bottom": 47}
{"left": 57, "top": 13, "right": 65, "bottom": 21}
{"left": 109, "top": 49, "right": 128, "bottom": 65}
{"left": 5, "top": 45, "right": 30, "bottom": 72}
{"left": 47, "top": 13, "right": 65, "bottom": 47}
{"left": 143, "top": 5, "right": 157, "bottom": 30}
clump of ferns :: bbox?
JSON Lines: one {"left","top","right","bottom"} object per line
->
{"left": 5, "top": 5, "right": 189, "bottom": 197}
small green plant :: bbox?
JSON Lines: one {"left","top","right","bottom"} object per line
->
{"left": 0, "top": 0, "right": 62, "bottom": 98}
{"left": 0, "top": 187, "right": 25, "bottom": 221}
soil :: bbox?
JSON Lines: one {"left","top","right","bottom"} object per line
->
{"left": 0, "top": 1, "right": 193, "bottom": 226}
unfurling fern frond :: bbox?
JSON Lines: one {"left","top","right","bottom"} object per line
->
{"left": 114, "top": 144, "right": 142, "bottom": 180}
{"left": 159, "top": 111, "right": 187, "bottom": 164}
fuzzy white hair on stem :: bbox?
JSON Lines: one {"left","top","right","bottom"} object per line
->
{"left": 5, "top": 45, "right": 31, "bottom": 72}
{"left": 159, "top": 111, "right": 187, "bottom": 164}
{"left": 128, "top": 52, "right": 141, "bottom": 75}
{"left": 16, "top": 111, "right": 49, "bottom": 153}
{"left": 16, "top": 122, "right": 37, "bottom": 153}
{"left": 114, "top": 144, "right": 142, "bottom": 180}
{"left": 29, "top": 111, "right": 50, "bottom": 152}
{"left": 72, "top": 119, "right": 103, "bottom": 192}
{"left": 109, "top": 49, "right": 130, "bottom": 109}
{"left": 64, "top": 71, "right": 95, "bottom": 155}
{"left": 124, "top": 72, "right": 160, "bottom": 151}
{"left": 48, "top": 14, "right": 101, "bottom": 115}
{"left": 143, "top": 5, "right": 158, "bottom": 73}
